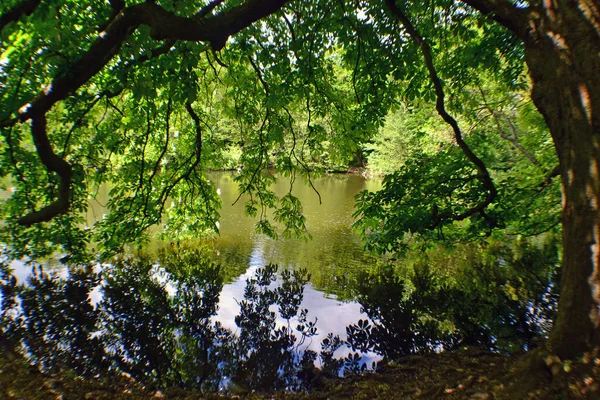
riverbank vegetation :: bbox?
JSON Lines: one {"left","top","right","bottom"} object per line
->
{"left": 2, "top": 339, "right": 600, "bottom": 399}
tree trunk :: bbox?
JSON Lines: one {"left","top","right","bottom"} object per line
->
{"left": 523, "top": 1, "right": 600, "bottom": 358}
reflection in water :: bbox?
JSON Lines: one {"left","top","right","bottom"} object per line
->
{"left": 82, "top": 172, "right": 382, "bottom": 297}
{"left": 0, "top": 173, "right": 558, "bottom": 394}
{"left": 3, "top": 173, "right": 384, "bottom": 368}
{"left": 209, "top": 172, "right": 382, "bottom": 298}
{"left": 0, "top": 252, "right": 370, "bottom": 393}
{"left": 0, "top": 244, "right": 555, "bottom": 394}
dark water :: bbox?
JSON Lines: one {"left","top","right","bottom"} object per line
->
{"left": 0, "top": 173, "right": 557, "bottom": 394}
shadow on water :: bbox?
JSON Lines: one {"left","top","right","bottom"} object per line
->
{"left": 0, "top": 243, "right": 558, "bottom": 395}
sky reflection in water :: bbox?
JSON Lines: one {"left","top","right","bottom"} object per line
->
{"left": 0, "top": 173, "right": 557, "bottom": 393}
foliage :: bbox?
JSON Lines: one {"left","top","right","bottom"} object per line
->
{"left": 0, "top": 0, "right": 537, "bottom": 261}
{"left": 0, "top": 0, "right": 367, "bottom": 258}
{"left": 355, "top": 81, "right": 560, "bottom": 254}
{"left": 344, "top": 234, "right": 559, "bottom": 359}
{"left": 364, "top": 103, "right": 450, "bottom": 176}
{"left": 1, "top": 0, "right": 595, "bottom": 369}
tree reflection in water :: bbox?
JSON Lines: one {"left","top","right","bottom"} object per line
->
{"left": 346, "top": 259, "right": 557, "bottom": 361}
{"left": 0, "top": 248, "right": 352, "bottom": 393}
{"left": 0, "top": 245, "right": 556, "bottom": 394}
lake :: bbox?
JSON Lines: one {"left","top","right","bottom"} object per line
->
{"left": 206, "top": 172, "right": 383, "bottom": 360}
{"left": 211, "top": 172, "right": 381, "bottom": 290}
{"left": 0, "top": 172, "right": 555, "bottom": 392}
{"left": 1, "top": 172, "right": 387, "bottom": 389}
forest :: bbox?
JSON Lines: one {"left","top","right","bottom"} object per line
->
{"left": 0, "top": 0, "right": 599, "bottom": 398}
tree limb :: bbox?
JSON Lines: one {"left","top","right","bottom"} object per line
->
{"left": 385, "top": 0, "right": 498, "bottom": 228}
{"left": 459, "top": 0, "right": 531, "bottom": 41}
{"left": 0, "top": 0, "right": 42, "bottom": 33}
{"left": 19, "top": 0, "right": 289, "bottom": 122}
{"left": 18, "top": 113, "right": 73, "bottom": 226}
{"left": 185, "top": 101, "right": 203, "bottom": 160}
{"left": 108, "top": 0, "right": 125, "bottom": 12}
{"left": 541, "top": 164, "right": 560, "bottom": 188}
{"left": 478, "top": 87, "right": 540, "bottom": 166}
{"left": 13, "top": 0, "right": 290, "bottom": 225}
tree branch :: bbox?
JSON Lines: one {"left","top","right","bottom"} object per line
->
{"left": 385, "top": 0, "right": 498, "bottom": 228}
{"left": 0, "top": 0, "right": 42, "bottom": 33}
{"left": 248, "top": 55, "right": 270, "bottom": 94}
{"left": 540, "top": 164, "right": 560, "bottom": 188}
{"left": 145, "top": 102, "right": 207, "bottom": 232}
{"left": 185, "top": 101, "right": 203, "bottom": 160}
{"left": 108, "top": 0, "right": 125, "bottom": 12}
{"left": 12, "top": 0, "right": 290, "bottom": 225}
{"left": 18, "top": 113, "right": 73, "bottom": 226}
{"left": 478, "top": 87, "right": 540, "bottom": 166}
{"left": 459, "top": 0, "right": 531, "bottom": 41}
{"left": 19, "top": 1, "right": 289, "bottom": 122}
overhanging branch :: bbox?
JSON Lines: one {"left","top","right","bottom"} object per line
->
{"left": 13, "top": 0, "right": 290, "bottom": 225}
{"left": 478, "top": 87, "right": 541, "bottom": 166}
{"left": 196, "top": 0, "right": 226, "bottom": 19}
{"left": 0, "top": 0, "right": 42, "bottom": 33}
{"left": 18, "top": 113, "right": 73, "bottom": 226}
{"left": 459, "top": 0, "right": 530, "bottom": 41}
{"left": 386, "top": 0, "right": 498, "bottom": 228}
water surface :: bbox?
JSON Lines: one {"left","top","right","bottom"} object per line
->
{"left": 211, "top": 172, "right": 382, "bottom": 296}
{"left": 5, "top": 173, "right": 385, "bottom": 367}
{"left": 0, "top": 172, "right": 556, "bottom": 393}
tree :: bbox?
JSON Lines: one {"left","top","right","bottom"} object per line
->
{"left": 382, "top": 0, "right": 600, "bottom": 359}
{"left": 0, "top": 0, "right": 598, "bottom": 360}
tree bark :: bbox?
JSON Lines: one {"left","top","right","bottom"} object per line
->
{"left": 463, "top": 0, "right": 600, "bottom": 358}
{"left": 524, "top": 0, "right": 600, "bottom": 358}
{"left": 0, "top": 0, "right": 42, "bottom": 32}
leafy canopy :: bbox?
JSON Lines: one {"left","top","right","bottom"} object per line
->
{"left": 0, "top": 0, "right": 556, "bottom": 260}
